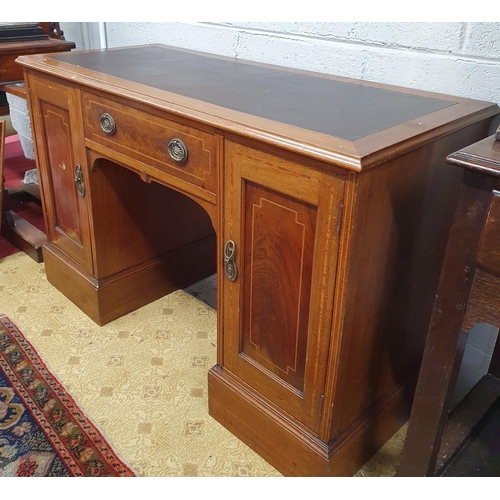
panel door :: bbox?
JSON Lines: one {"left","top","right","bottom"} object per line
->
{"left": 27, "top": 73, "right": 93, "bottom": 273}
{"left": 222, "top": 140, "right": 346, "bottom": 432}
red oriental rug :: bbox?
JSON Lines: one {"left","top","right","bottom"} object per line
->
{"left": 0, "top": 314, "right": 135, "bottom": 476}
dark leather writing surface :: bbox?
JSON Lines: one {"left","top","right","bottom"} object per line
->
{"left": 53, "top": 45, "right": 454, "bottom": 141}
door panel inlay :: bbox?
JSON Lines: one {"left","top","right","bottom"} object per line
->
{"left": 242, "top": 181, "right": 317, "bottom": 392}
{"left": 42, "top": 102, "right": 82, "bottom": 245}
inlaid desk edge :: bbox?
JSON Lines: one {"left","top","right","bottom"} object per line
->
{"left": 16, "top": 44, "right": 500, "bottom": 173}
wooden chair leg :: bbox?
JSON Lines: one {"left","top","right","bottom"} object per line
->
{"left": 398, "top": 170, "right": 497, "bottom": 476}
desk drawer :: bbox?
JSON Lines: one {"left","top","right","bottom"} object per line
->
{"left": 477, "top": 190, "right": 500, "bottom": 274}
{"left": 81, "top": 91, "right": 217, "bottom": 195}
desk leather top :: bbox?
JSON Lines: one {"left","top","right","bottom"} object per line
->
{"left": 52, "top": 45, "right": 454, "bottom": 142}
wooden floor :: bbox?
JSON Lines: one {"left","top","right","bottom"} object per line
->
{"left": 441, "top": 396, "right": 500, "bottom": 476}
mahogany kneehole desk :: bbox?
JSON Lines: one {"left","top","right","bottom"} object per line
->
{"left": 18, "top": 45, "right": 499, "bottom": 476}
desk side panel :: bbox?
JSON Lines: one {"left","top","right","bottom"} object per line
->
{"left": 325, "top": 119, "right": 494, "bottom": 444}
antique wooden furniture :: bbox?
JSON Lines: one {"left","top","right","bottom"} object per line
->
{"left": 0, "top": 23, "right": 75, "bottom": 261}
{"left": 0, "top": 23, "right": 74, "bottom": 84}
{"left": 0, "top": 120, "right": 5, "bottom": 221}
{"left": 17, "top": 45, "right": 499, "bottom": 476}
{"left": 398, "top": 128, "right": 500, "bottom": 477}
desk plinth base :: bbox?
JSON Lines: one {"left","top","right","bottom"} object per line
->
{"left": 42, "top": 234, "right": 216, "bottom": 326}
{"left": 208, "top": 365, "right": 410, "bottom": 477}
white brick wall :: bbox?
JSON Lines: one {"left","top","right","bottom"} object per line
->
{"left": 61, "top": 22, "right": 500, "bottom": 110}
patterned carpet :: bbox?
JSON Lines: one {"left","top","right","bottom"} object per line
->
{"left": 0, "top": 315, "right": 135, "bottom": 476}
{"left": 0, "top": 251, "right": 406, "bottom": 477}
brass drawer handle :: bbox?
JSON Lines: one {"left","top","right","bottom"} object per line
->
{"left": 167, "top": 138, "right": 188, "bottom": 163}
{"left": 74, "top": 164, "right": 85, "bottom": 198}
{"left": 224, "top": 240, "right": 237, "bottom": 282}
{"left": 100, "top": 113, "right": 116, "bottom": 135}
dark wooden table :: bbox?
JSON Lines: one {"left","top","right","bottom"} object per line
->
{"left": 398, "top": 127, "right": 500, "bottom": 477}
{"left": 0, "top": 23, "right": 74, "bottom": 84}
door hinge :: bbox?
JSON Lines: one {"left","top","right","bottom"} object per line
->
{"left": 319, "top": 394, "right": 325, "bottom": 417}
{"left": 337, "top": 204, "right": 344, "bottom": 234}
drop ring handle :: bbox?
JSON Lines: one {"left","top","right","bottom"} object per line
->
{"left": 224, "top": 240, "right": 237, "bottom": 282}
